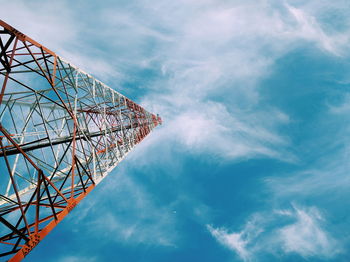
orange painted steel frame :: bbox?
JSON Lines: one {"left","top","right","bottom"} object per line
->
{"left": 0, "top": 20, "right": 161, "bottom": 261}
{"left": 0, "top": 19, "right": 93, "bottom": 262}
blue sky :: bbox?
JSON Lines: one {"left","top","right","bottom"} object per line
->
{"left": 2, "top": 0, "right": 350, "bottom": 261}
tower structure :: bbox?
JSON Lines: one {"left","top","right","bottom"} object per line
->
{"left": 0, "top": 20, "right": 161, "bottom": 261}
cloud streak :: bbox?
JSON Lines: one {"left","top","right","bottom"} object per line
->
{"left": 3, "top": 0, "right": 348, "bottom": 163}
{"left": 279, "top": 206, "right": 340, "bottom": 258}
{"left": 105, "top": 0, "right": 350, "bottom": 164}
{"left": 207, "top": 225, "right": 250, "bottom": 261}
{"left": 3, "top": 1, "right": 350, "bottom": 261}
{"left": 207, "top": 205, "right": 341, "bottom": 261}
{"left": 67, "top": 170, "right": 178, "bottom": 247}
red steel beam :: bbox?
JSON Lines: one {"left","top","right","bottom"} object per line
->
{"left": 0, "top": 20, "right": 162, "bottom": 262}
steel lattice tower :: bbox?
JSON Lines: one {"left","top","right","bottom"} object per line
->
{"left": 0, "top": 20, "right": 161, "bottom": 261}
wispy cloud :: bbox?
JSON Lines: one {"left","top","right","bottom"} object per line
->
{"left": 4, "top": 0, "right": 349, "bottom": 162}
{"left": 284, "top": 4, "right": 347, "bottom": 56}
{"left": 68, "top": 170, "right": 178, "bottom": 247}
{"left": 56, "top": 256, "right": 97, "bottom": 262}
{"left": 265, "top": 93, "right": 350, "bottom": 199}
{"left": 1, "top": 1, "right": 116, "bottom": 80}
{"left": 207, "top": 225, "right": 250, "bottom": 261}
{"left": 207, "top": 205, "right": 341, "bottom": 261}
{"left": 104, "top": 0, "right": 350, "bottom": 163}
{"left": 279, "top": 205, "right": 340, "bottom": 258}
{"left": 4, "top": 1, "right": 350, "bottom": 260}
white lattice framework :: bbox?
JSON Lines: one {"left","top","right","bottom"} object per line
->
{"left": 0, "top": 20, "right": 161, "bottom": 261}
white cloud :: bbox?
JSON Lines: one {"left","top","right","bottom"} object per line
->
{"left": 4, "top": 0, "right": 349, "bottom": 163}
{"left": 207, "top": 213, "right": 266, "bottom": 261}
{"left": 207, "top": 205, "right": 341, "bottom": 261}
{"left": 207, "top": 225, "right": 250, "bottom": 261}
{"left": 69, "top": 172, "right": 178, "bottom": 247}
{"left": 284, "top": 4, "right": 348, "bottom": 56}
{"left": 1, "top": 1, "right": 116, "bottom": 80}
{"left": 129, "top": 99, "right": 294, "bottom": 170}
{"left": 123, "top": 0, "right": 349, "bottom": 163}
{"left": 279, "top": 206, "right": 340, "bottom": 258}
{"left": 57, "top": 256, "right": 97, "bottom": 262}
{"left": 328, "top": 93, "right": 350, "bottom": 114}
{"left": 0, "top": 1, "right": 77, "bottom": 50}
{"left": 3, "top": 1, "right": 350, "bottom": 259}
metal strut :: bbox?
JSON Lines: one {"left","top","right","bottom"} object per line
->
{"left": 0, "top": 19, "right": 162, "bottom": 262}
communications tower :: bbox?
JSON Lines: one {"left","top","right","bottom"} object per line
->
{"left": 0, "top": 20, "right": 161, "bottom": 261}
